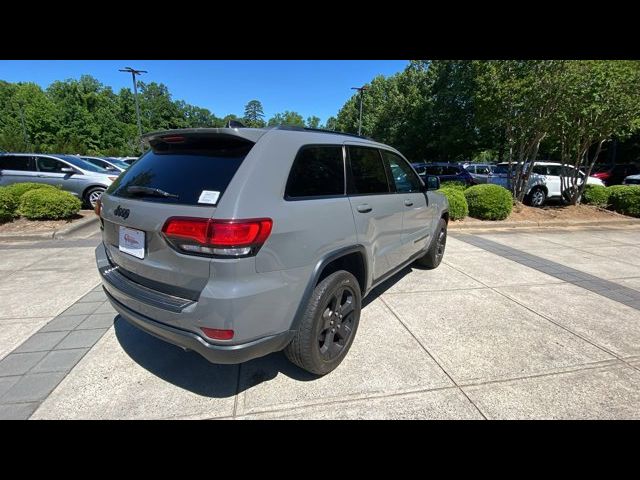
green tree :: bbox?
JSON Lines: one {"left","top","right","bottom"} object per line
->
{"left": 243, "top": 100, "right": 265, "bottom": 127}
{"left": 551, "top": 60, "right": 640, "bottom": 204}
{"left": 267, "top": 111, "right": 305, "bottom": 127}
{"left": 323, "top": 116, "right": 338, "bottom": 130}
{"left": 306, "top": 115, "right": 321, "bottom": 128}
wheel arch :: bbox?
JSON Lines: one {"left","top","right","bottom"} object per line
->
{"left": 288, "top": 245, "right": 368, "bottom": 333}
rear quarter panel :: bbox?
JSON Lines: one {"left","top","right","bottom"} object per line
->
{"left": 214, "top": 130, "right": 359, "bottom": 274}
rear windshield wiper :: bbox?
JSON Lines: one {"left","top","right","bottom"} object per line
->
{"left": 126, "top": 186, "right": 179, "bottom": 199}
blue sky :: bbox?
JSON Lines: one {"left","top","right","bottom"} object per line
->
{"left": 0, "top": 60, "right": 408, "bottom": 123}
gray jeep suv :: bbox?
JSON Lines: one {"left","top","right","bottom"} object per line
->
{"left": 95, "top": 127, "right": 449, "bottom": 375}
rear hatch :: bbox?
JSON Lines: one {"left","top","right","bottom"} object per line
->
{"left": 99, "top": 130, "right": 257, "bottom": 299}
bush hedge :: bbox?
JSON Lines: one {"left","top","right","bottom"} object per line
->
{"left": 464, "top": 184, "right": 513, "bottom": 220}
{"left": 439, "top": 181, "right": 467, "bottom": 191}
{"left": 0, "top": 188, "right": 19, "bottom": 222}
{"left": 437, "top": 187, "right": 468, "bottom": 220}
{"left": 608, "top": 185, "right": 640, "bottom": 218}
{"left": 4, "top": 182, "right": 57, "bottom": 202}
{"left": 19, "top": 188, "right": 82, "bottom": 220}
{"left": 582, "top": 184, "right": 610, "bottom": 207}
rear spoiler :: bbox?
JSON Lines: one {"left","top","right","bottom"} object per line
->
{"left": 143, "top": 128, "right": 268, "bottom": 147}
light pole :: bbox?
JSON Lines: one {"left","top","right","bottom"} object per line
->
{"left": 119, "top": 67, "right": 147, "bottom": 154}
{"left": 351, "top": 86, "right": 367, "bottom": 136}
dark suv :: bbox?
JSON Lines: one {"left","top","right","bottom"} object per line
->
{"left": 592, "top": 163, "right": 640, "bottom": 186}
{"left": 96, "top": 127, "right": 450, "bottom": 375}
{"left": 411, "top": 162, "right": 476, "bottom": 186}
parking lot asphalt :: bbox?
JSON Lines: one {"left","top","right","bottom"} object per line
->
{"left": 1, "top": 225, "right": 639, "bottom": 419}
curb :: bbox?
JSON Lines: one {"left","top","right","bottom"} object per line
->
{"left": 0, "top": 215, "right": 99, "bottom": 242}
{"left": 53, "top": 215, "right": 99, "bottom": 239}
{"left": 449, "top": 218, "right": 640, "bottom": 231}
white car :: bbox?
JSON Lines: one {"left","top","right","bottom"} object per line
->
{"left": 623, "top": 173, "right": 640, "bottom": 186}
{"left": 489, "top": 161, "right": 605, "bottom": 206}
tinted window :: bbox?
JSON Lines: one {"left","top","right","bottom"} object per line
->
{"left": 532, "top": 165, "right": 547, "bottom": 175}
{"left": 443, "top": 166, "right": 460, "bottom": 175}
{"left": 466, "top": 165, "right": 476, "bottom": 174}
{"left": 382, "top": 150, "right": 422, "bottom": 193}
{"left": 285, "top": 146, "right": 344, "bottom": 198}
{"left": 348, "top": 146, "right": 390, "bottom": 194}
{"left": 546, "top": 165, "right": 562, "bottom": 176}
{"left": 107, "top": 140, "right": 252, "bottom": 205}
{"left": 36, "top": 157, "right": 69, "bottom": 173}
{"left": 0, "top": 155, "right": 36, "bottom": 171}
{"left": 424, "top": 165, "right": 442, "bottom": 175}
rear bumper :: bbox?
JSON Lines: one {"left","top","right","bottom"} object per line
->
{"left": 106, "top": 288, "right": 294, "bottom": 364}
{"left": 95, "top": 242, "right": 298, "bottom": 364}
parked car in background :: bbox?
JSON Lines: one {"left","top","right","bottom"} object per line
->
{"left": 411, "top": 162, "right": 476, "bottom": 186}
{"left": 96, "top": 126, "right": 449, "bottom": 375}
{"left": 464, "top": 163, "right": 496, "bottom": 184}
{"left": 80, "top": 156, "right": 131, "bottom": 173}
{"left": 591, "top": 163, "right": 640, "bottom": 186}
{"left": 623, "top": 173, "right": 640, "bottom": 185}
{"left": 121, "top": 157, "right": 139, "bottom": 165}
{"left": 0, "top": 153, "right": 117, "bottom": 208}
{"left": 489, "top": 161, "right": 604, "bottom": 206}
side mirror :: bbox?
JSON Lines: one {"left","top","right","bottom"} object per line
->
{"left": 425, "top": 175, "right": 440, "bottom": 191}
{"left": 61, "top": 167, "right": 76, "bottom": 174}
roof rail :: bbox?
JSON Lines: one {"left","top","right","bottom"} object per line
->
{"left": 272, "top": 125, "right": 374, "bottom": 141}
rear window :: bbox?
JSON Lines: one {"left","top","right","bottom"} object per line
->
{"left": 106, "top": 139, "right": 252, "bottom": 205}
{"left": 285, "top": 145, "right": 344, "bottom": 198}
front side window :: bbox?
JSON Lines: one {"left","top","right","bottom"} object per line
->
{"left": 347, "top": 146, "right": 390, "bottom": 195}
{"left": 36, "top": 157, "right": 69, "bottom": 173}
{"left": 382, "top": 150, "right": 422, "bottom": 193}
{"left": 546, "top": 165, "right": 562, "bottom": 176}
{"left": 285, "top": 145, "right": 344, "bottom": 198}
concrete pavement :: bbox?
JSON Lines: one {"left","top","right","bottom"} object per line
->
{"left": 1, "top": 225, "right": 640, "bottom": 419}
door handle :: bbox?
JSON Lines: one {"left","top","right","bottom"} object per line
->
{"left": 356, "top": 204, "right": 372, "bottom": 213}
{"left": 404, "top": 200, "right": 414, "bottom": 207}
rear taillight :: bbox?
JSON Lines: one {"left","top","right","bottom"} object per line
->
{"left": 94, "top": 198, "right": 102, "bottom": 217}
{"left": 592, "top": 172, "right": 609, "bottom": 179}
{"left": 161, "top": 217, "right": 273, "bottom": 257}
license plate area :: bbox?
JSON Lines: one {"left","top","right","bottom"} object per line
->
{"left": 119, "top": 226, "right": 145, "bottom": 259}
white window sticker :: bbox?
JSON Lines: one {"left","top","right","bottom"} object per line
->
{"left": 198, "top": 190, "right": 220, "bottom": 205}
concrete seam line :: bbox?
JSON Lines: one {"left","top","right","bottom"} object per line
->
{"left": 378, "top": 297, "right": 488, "bottom": 420}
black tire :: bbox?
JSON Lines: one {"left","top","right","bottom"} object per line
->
{"left": 284, "top": 270, "right": 361, "bottom": 376}
{"left": 527, "top": 187, "right": 546, "bottom": 207}
{"left": 415, "top": 218, "right": 447, "bottom": 269}
{"left": 84, "top": 187, "right": 105, "bottom": 209}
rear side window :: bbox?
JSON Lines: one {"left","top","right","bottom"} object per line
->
{"left": 444, "top": 166, "right": 460, "bottom": 175}
{"left": 285, "top": 145, "right": 344, "bottom": 198}
{"left": 106, "top": 139, "right": 253, "bottom": 205}
{"left": 348, "top": 146, "right": 390, "bottom": 195}
{"left": 0, "top": 156, "right": 36, "bottom": 171}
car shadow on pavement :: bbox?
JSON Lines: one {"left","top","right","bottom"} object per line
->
{"left": 113, "top": 266, "right": 413, "bottom": 398}
{"left": 113, "top": 316, "right": 316, "bottom": 398}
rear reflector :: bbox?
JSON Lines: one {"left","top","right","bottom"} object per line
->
{"left": 201, "top": 328, "right": 234, "bottom": 340}
{"left": 162, "top": 217, "right": 273, "bottom": 257}
{"left": 94, "top": 198, "right": 102, "bottom": 217}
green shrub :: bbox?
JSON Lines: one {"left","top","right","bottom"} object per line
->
{"left": 464, "top": 184, "right": 513, "bottom": 220}
{"left": 608, "top": 186, "right": 640, "bottom": 218}
{"left": 582, "top": 184, "right": 610, "bottom": 207}
{"left": 4, "top": 182, "right": 57, "bottom": 202}
{"left": 439, "top": 181, "right": 467, "bottom": 191}
{"left": 437, "top": 187, "right": 468, "bottom": 220}
{"left": 0, "top": 188, "right": 19, "bottom": 222}
{"left": 19, "top": 188, "right": 82, "bottom": 220}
